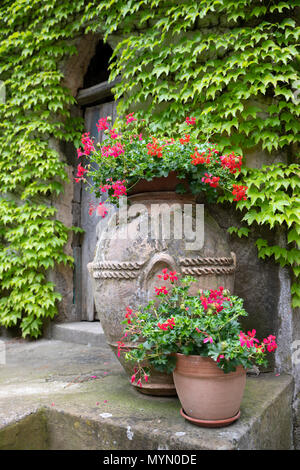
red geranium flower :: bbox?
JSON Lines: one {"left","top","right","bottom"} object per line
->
{"left": 185, "top": 116, "right": 196, "bottom": 125}
{"left": 179, "top": 134, "right": 190, "bottom": 144}
{"left": 232, "top": 184, "right": 248, "bottom": 201}
{"left": 96, "top": 117, "right": 109, "bottom": 131}
{"left": 155, "top": 286, "right": 169, "bottom": 296}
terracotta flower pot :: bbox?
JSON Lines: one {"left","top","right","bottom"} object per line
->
{"left": 112, "top": 342, "right": 177, "bottom": 396}
{"left": 128, "top": 171, "right": 190, "bottom": 195}
{"left": 173, "top": 353, "right": 246, "bottom": 427}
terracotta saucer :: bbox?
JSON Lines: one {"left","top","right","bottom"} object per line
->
{"left": 180, "top": 408, "right": 241, "bottom": 428}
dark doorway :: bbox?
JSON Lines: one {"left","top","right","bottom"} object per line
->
{"left": 75, "top": 40, "right": 118, "bottom": 321}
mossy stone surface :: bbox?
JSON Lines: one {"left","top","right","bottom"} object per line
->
{"left": 0, "top": 338, "right": 293, "bottom": 450}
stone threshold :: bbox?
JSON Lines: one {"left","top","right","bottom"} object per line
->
{"left": 50, "top": 321, "right": 104, "bottom": 347}
{"left": 0, "top": 338, "right": 294, "bottom": 450}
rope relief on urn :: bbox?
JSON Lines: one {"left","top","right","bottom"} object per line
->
{"left": 179, "top": 253, "right": 236, "bottom": 277}
{"left": 88, "top": 253, "right": 236, "bottom": 280}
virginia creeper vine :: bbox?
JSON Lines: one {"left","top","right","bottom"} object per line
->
{"left": 0, "top": 0, "right": 299, "bottom": 337}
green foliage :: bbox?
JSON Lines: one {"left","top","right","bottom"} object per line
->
{"left": 0, "top": 0, "right": 299, "bottom": 336}
{"left": 0, "top": 0, "right": 85, "bottom": 337}
{"left": 228, "top": 226, "right": 251, "bottom": 238}
{"left": 0, "top": 201, "right": 74, "bottom": 337}
{"left": 92, "top": 0, "right": 300, "bottom": 306}
{"left": 104, "top": 1, "right": 300, "bottom": 154}
{"left": 224, "top": 163, "right": 300, "bottom": 307}
{"left": 121, "top": 272, "right": 276, "bottom": 384}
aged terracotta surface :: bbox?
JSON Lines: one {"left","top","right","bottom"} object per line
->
{"left": 173, "top": 353, "right": 246, "bottom": 424}
{"left": 88, "top": 188, "right": 236, "bottom": 395}
{"left": 128, "top": 171, "right": 190, "bottom": 195}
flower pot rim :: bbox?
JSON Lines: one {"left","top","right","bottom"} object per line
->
{"left": 127, "top": 171, "right": 191, "bottom": 196}
{"left": 128, "top": 191, "right": 196, "bottom": 203}
{"left": 174, "top": 352, "right": 246, "bottom": 373}
{"left": 175, "top": 353, "right": 215, "bottom": 359}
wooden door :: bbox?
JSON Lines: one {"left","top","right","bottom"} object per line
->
{"left": 81, "top": 101, "right": 117, "bottom": 320}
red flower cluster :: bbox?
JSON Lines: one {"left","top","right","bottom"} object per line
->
{"left": 96, "top": 117, "right": 109, "bottom": 131}
{"left": 158, "top": 317, "right": 175, "bottom": 330}
{"left": 131, "top": 371, "right": 148, "bottom": 387}
{"left": 201, "top": 173, "right": 220, "bottom": 188}
{"left": 207, "top": 147, "right": 219, "bottom": 157}
{"left": 191, "top": 146, "right": 220, "bottom": 166}
{"left": 109, "top": 128, "right": 120, "bottom": 139}
{"left": 232, "top": 184, "right": 248, "bottom": 201}
{"left": 100, "top": 179, "right": 127, "bottom": 198}
{"left": 155, "top": 286, "right": 169, "bottom": 296}
{"left": 126, "top": 113, "right": 137, "bottom": 125}
{"left": 191, "top": 149, "right": 210, "bottom": 165}
{"left": 101, "top": 142, "right": 125, "bottom": 158}
{"left": 263, "top": 334, "right": 277, "bottom": 352}
{"left": 220, "top": 153, "right": 243, "bottom": 174}
{"left": 146, "top": 137, "right": 163, "bottom": 158}
{"left": 185, "top": 116, "right": 196, "bottom": 125}
{"left": 239, "top": 330, "right": 260, "bottom": 348}
{"left": 157, "top": 268, "right": 178, "bottom": 283}
{"left": 125, "top": 307, "right": 133, "bottom": 324}
{"left": 75, "top": 163, "right": 88, "bottom": 182}
{"left": 179, "top": 134, "right": 190, "bottom": 144}
{"left": 77, "top": 132, "right": 95, "bottom": 158}
{"left": 200, "top": 286, "right": 230, "bottom": 313}
{"left": 117, "top": 340, "right": 126, "bottom": 358}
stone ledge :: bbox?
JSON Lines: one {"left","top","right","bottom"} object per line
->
{"left": 0, "top": 338, "right": 294, "bottom": 450}
{"left": 50, "top": 321, "right": 104, "bottom": 346}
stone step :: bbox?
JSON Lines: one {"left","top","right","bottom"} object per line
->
{"left": 0, "top": 338, "right": 294, "bottom": 450}
{"left": 51, "top": 321, "right": 105, "bottom": 347}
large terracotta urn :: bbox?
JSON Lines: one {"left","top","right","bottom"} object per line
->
{"left": 88, "top": 180, "right": 236, "bottom": 395}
